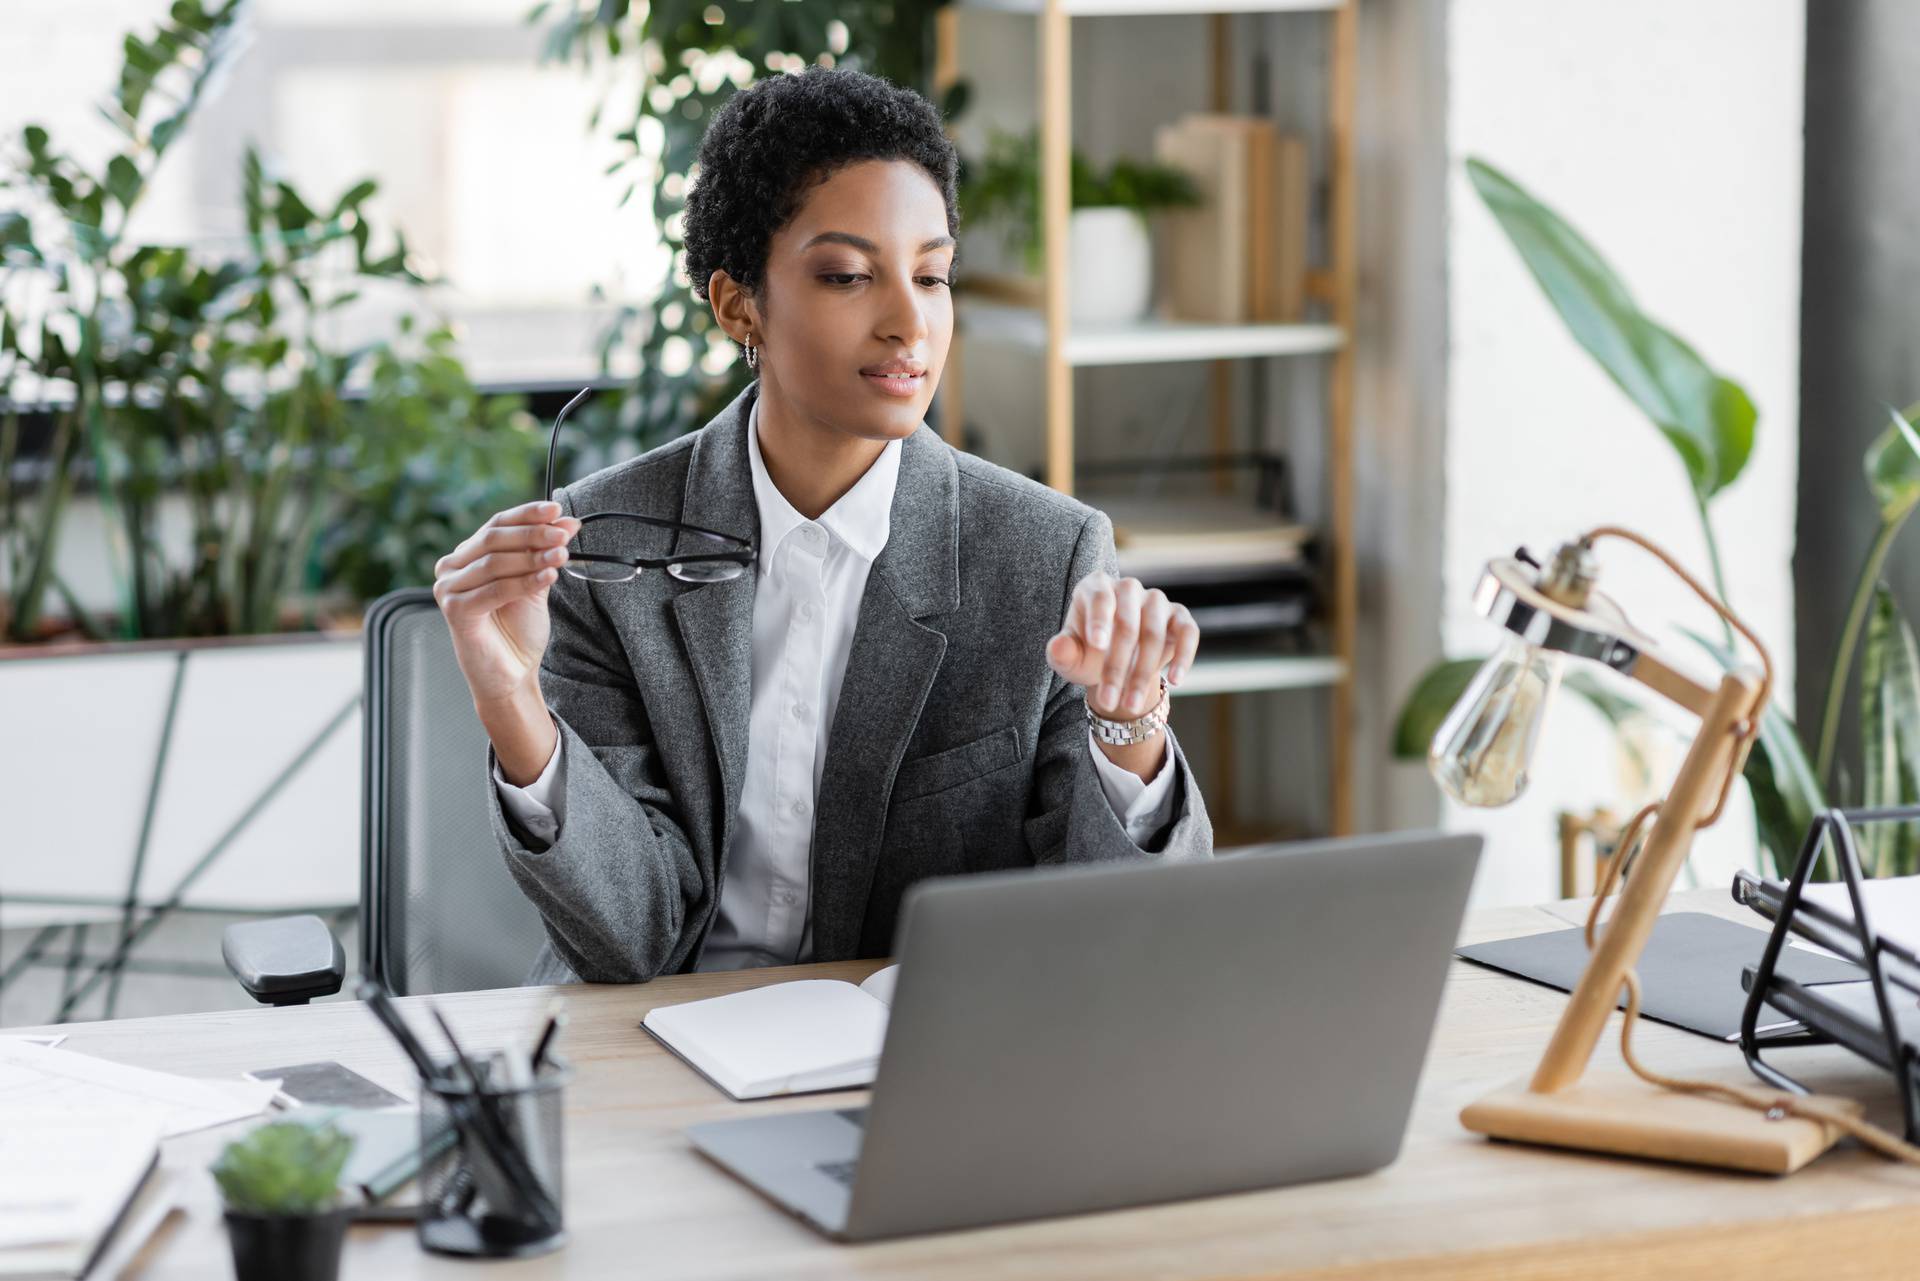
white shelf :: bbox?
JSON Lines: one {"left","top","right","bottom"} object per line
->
{"left": 1172, "top": 652, "right": 1345, "bottom": 697}
{"left": 958, "top": 300, "right": 1345, "bottom": 367}
{"left": 959, "top": 0, "right": 1342, "bottom": 15}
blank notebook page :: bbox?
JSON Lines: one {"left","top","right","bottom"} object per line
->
{"left": 644, "top": 980, "right": 889, "bottom": 1098}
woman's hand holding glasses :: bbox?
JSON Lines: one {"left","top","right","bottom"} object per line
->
{"left": 432, "top": 389, "right": 754, "bottom": 786}
{"left": 434, "top": 500, "right": 583, "bottom": 711}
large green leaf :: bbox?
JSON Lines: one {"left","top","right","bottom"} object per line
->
{"left": 1864, "top": 402, "right": 1920, "bottom": 522}
{"left": 1391, "top": 655, "right": 1651, "bottom": 773}
{"left": 1392, "top": 658, "right": 1480, "bottom": 760}
{"left": 329, "top": 179, "right": 378, "bottom": 219}
{"left": 1858, "top": 585, "right": 1920, "bottom": 877}
{"left": 1681, "top": 626, "right": 1826, "bottom": 878}
{"left": 1466, "top": 157, "right": 1757, "bottom": 501}
{"left": 103, "top": 155, "right": 141, "bottom": 209}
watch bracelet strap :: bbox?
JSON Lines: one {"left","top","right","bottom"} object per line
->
{"left": 1085, "top": 676, "right": 1170, "bottom": 745}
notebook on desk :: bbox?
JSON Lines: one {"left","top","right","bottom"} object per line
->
{"left": 641, "top": 965, "right": 900, "bottom": 1101}
{"left": 0, "top": 1111, "right": 165, "bottom": 1280}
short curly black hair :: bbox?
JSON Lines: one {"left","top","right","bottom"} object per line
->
{"left": 681, "top": 65, "right": 960, "bottom": 330}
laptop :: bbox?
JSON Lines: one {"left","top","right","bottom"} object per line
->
{"left": 685, "top": 829, "right": 1482, "bottom": 1241}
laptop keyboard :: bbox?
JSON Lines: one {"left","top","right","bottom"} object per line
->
{"left": 814, "top": 1109, "right": 869, "bottom": 1186}
{"left": 815, "top": 1159, "right": 859, "bottom": 1187}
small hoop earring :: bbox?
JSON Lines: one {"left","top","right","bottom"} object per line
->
{"left": 744, "top": 338, "right": 760, "bottom": 371}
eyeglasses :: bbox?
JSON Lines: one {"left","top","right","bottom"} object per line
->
{"left": 544, "top": 387, "right": 756, "bottom": 584}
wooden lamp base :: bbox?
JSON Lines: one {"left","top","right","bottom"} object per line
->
{"left": 1461, "top": 1071, "right": 1858, "bottom": 1175}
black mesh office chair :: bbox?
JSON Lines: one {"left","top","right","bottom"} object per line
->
{"left": 221, "top": 589, "right": 549, "bottom": 1003}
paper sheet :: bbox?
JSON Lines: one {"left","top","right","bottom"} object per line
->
{"left": 0, "top": 1040, "right": 278, "bottom": 1138}
{"left": 1800, "top": 874, "right": 1920, "bottom": 957}
{"left": 858, "top": 964, "right": 900, "bottom": 1008}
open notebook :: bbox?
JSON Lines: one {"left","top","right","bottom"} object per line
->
{"left": 642, "top": 965, "right": 899, "bottom": 1101}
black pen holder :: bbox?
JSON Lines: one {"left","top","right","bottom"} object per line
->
{"left": 416, "top": 1055, "right": 570, "bottom": 1259}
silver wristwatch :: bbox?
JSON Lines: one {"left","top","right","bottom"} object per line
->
{"left": 1085, "top": 676, "right": 1170, "bottom": 746}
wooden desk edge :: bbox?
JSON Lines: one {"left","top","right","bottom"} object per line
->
{"left": 1239, "top": 1200, "right": 1920, "bottom": 1281}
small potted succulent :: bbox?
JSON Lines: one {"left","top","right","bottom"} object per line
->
{"left": 211, "top": 1121, "right": 357, "bottom": 1281}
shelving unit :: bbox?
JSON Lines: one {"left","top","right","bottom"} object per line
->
{"left": 955, "top": 300, "right": 1347, "bottom": 366}
{"left": 934, "top": 0, "right": 1358, "bottom": 834}
{"left": 1168, "top": 652, "right": 1345, "bottom": 698}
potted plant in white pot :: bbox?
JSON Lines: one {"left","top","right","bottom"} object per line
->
{"left": 959, "top": 128, "right": 1198, "bottom": 323}
{"left": 211, "top": 1119, "right": 357, "bottom": 1281}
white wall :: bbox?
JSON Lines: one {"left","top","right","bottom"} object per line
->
{"left": 1441, "top": 0, "right": 1806, "bottom": 905}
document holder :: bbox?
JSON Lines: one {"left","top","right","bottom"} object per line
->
{"left": 1733, "top": 805, "right": 1920, "bottom": 1144}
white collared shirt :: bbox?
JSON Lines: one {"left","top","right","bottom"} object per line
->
{"left": 495, "top": 398, "right": 1178, "bottom": 971}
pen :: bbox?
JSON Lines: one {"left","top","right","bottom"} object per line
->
{"left": 356, "top": 979, "right": 441, "bottom": 1081}
{"left": 428, "top": 1005, "right": 488, "bottom": 1093}
{"left": 529, "top": 1001, "right": 567, "bottom": 1072}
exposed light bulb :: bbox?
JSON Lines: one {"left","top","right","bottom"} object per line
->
{"left": 1428, "top": 635, "right": 1564, "bottom": 807}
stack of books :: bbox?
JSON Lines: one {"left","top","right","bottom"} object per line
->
{"left": 1153, "top": 113, "right": 1311, "bottom": 324}
{"left": 1100, "top": 492, "right": 1311, "bottom": 582}
{"left": 1084, "top": 488, "right": 1317, "bottom": 639}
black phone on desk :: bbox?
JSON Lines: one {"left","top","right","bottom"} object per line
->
{"left": 246, "top": 1060, "right": 410, "bottom": 1110}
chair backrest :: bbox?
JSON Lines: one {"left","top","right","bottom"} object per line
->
{"left": 362, "top": 589, "right": 548, "bottom": 995}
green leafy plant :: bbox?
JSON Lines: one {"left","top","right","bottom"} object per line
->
{"left": 90, "top": 144, "right": 430, "bottom": 637}
{"left": 958, "top": 127, "right": 1201, "bottom": 276}
{"left": 0, "top": 0, "right": 247, "bottom": 640}
{"left": 1391, "top": 157, "right": 1920, "bottom": 879}
{"left": 1, "top": 0, "right": 519, "bottom": 642}
{"left": 1464, "top": 159, "right": 1755, "bottom": 604}
{"left": 314, "top": 319, "right": 545, "bottom": 604}
{"left": 212, "top": 1120, "right": 354, "bottom": 1216}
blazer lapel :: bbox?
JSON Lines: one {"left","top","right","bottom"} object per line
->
{"left": 810, "top": 426, "right": 961, "bottom": 959}
{"left": 667, "top": 383, "right": 760, "bottom": 860}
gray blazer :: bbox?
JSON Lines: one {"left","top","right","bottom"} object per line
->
{"left": 487, "top": 380, "right": 1213, "bottom": 985}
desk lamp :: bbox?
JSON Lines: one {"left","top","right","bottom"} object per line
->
{"left": 1431, "top": 527, "right": 1854, "bottom": 1174}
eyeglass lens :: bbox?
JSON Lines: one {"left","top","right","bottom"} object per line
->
{"left": 563, "top": 558, "right": 748, "bottom": 584}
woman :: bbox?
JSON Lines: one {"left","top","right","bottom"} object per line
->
{"left": 433, "top": 66, "right": 1212, "bottom": 985}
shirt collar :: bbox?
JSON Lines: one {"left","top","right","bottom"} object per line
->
{"left": 745, "top": 394, "right": 901, "bottom": 565}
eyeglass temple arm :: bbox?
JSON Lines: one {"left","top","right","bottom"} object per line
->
{"left": 544, "top": 387, "right": 595, "bottom": 504}
{"left": 577, "top": 509, "right": 755, "bottom": 551}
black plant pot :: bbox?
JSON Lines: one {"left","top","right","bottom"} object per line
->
{"left": 222, "top": 1206, "right": 350, "bottom": 1281}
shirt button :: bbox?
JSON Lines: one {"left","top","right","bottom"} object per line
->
{"left": 791, "top": 800, "right": 808, "bottom": 818}
{"left": 797, "top": 603, "right": 814, "bottom": 623}
{"left": 792, "top": 701, "right": 809, "bottom": 720}
{"left": 777, "top": 889, "right": 797, "bottom": 906}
